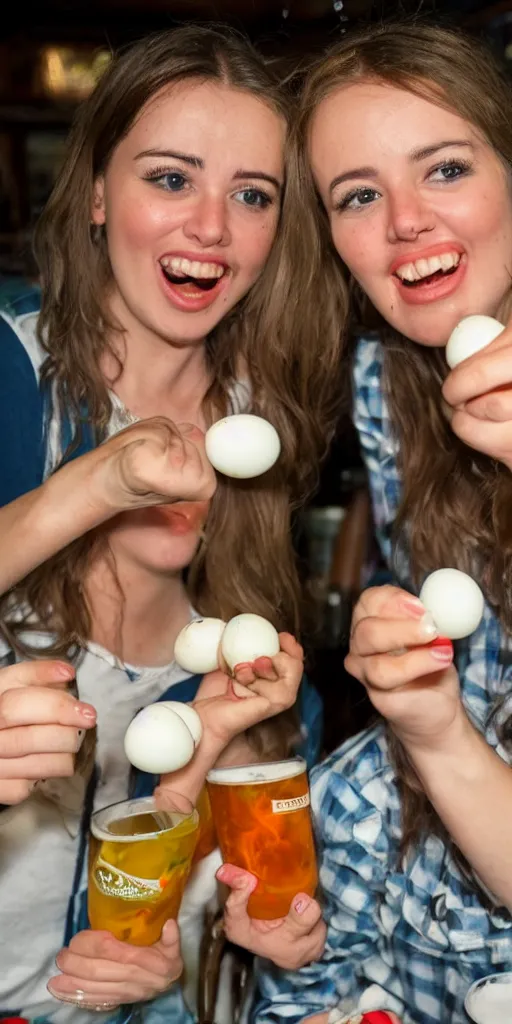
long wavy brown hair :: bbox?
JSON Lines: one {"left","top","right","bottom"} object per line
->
{"left": 293, "top": 22, "right": 512, "bottom": 851}
{"left": 0, "top": 25, "right": 344, "bottom": 762}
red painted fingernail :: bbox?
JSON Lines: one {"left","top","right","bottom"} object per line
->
{"left": 427, "top": 636, "right": 453, "bottom": 650}
{"left": 362, "top": 1012, "right": 395, "bottom": 1024}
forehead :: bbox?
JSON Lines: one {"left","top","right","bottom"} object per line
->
{"left": 309, "top": 80, "right": 476, "bottom": 162}
{"left": 120, "top": 79, "right": 286, "bottom": 171}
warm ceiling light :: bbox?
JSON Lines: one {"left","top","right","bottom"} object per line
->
{"left": 41, "top": 47, "right": 110, "bottom": 99}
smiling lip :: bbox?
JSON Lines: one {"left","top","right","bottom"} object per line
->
{"left": 158, "top": 250, "right": 230, "bottom": 313}
{"left": 390, "top": 242, "right": 465, "bottom": 276}
{"left": 391, "top": 243, "right": 467, "bottom": 306}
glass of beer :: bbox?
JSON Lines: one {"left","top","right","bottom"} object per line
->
{"left": 207, "top": 757, "right": 317, "bottom": 919}
{"left": 88, "top": 792, "right": 199, "bottom": 946}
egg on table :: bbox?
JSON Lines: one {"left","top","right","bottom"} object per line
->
{"left": 205, "top": 414, "right": 281, "bottom": 479}
{"left": 419, "top": 568, "right": 484, "bottom": 640}
{"left": 445, "top": 315, "right": 504, "bottom": 369}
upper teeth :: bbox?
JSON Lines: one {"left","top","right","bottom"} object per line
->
{"left": 160, "top": 256, "right": 225, "bottom": 279}
{"left": 396, "top": 251, "right": 461, "bottom": 282}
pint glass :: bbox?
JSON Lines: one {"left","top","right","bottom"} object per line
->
{"left": 207, "top": 757, "right": 317, "bottom": 919}
{"left": 88, "top": 793, "right": 198, "bottom": 945}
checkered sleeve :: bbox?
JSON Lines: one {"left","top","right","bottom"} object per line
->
{"left": 252, "top": 729, "right": 403, "bottom": 1023}
{"left": 352, "top": 337, "right": 402, "bottom": 570}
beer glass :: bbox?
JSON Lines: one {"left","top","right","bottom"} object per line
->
{"left": 88, "top": 793, "right": 198, "bottom": 945}
{"left": 465, "top": 972, "right": 512, "bottom": 1023}
{"left": 207, "top": 757, "right": 317, "bottom": 919}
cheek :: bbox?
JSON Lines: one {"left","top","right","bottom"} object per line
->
{"left": 239, "top": 216, "right": 279, "bottom": 275}
{"left": 106, "top": 186, "right": 178, "bottom": 251}
{"left": 331, "top": 221, "right": 381, "bottom": 288}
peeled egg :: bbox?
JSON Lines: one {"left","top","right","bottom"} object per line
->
{"left": 221, "top": 612, "right": 280, "bottom": 671}
{"left": 205, "top": 414, "right": 281, "bottom": 479}
{"left": 174, "top": 618, "right": 226, "bottom": 674}
{"left": 446, "top": 315, "right": 504, "bottom": 369}
{"left": 419, "top": 568, "right": 484, "bottom": 640}
{"left": 124, "top": 702, "right": 202, "bottom": 774}
{"left": 159, "top": 701, "right": 203, "bottom": 746}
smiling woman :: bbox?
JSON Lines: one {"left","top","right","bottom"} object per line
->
{"left": 0, "top": 23, "right": 338, "bottom": 1024}
{"left": 253, "top": 21, "right": 512, "bottom": 1024}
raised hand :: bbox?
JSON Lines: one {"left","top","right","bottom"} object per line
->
{"left": 443, "top": 320, "right": 512, "bottom": 470}
{"left": 345, "top": 585, "right": 464, "bottom": 751}
{"left": 0, "top": 660, "right": 96, "bottom": 805}
{"left": 47, "top": 921, "right": 181, "bottom": 1010}
{"left": 91, "top": 418, "right": 216, "bottom": 514}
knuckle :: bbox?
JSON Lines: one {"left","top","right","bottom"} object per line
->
{"left": 366, "top": 655, "right": 390, "bottom": 689}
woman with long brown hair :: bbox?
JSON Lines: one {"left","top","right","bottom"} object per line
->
{"left": 252, "top": 21, "right": 512, "bottom": 1024}
{"left": 0, "top": 22, "right": 335, "bottom": 1024}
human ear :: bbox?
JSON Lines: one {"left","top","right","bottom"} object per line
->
{"left": 91, "top": 177, "right": 106, "bottom": 225}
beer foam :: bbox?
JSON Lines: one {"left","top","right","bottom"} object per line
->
{"left": 207, "top": 757, "right": 305, "bottom": 786}
{"left": 465, "top": 974, "right": 512, "bottom": 1023}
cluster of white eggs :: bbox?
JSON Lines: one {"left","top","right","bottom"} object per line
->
{"left": 124, "top": 612, "right": 280, "bottom": 775}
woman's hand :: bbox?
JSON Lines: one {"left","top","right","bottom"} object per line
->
{"left": 216, "top": 864, "right": 325, "bottom": 970}
{"left": 345, "top": 585, "right": 465, "bottom": 751}
{"left": 0, "top": 660, "right": 97, "bottom": 805}
{"left": 191, "top": 632, "right": 303, "bottom": 750}
{"left": 442, "top": 323, "right": 512, "bottom": 470}
{"left": 47, "top": 922, "right": 182, "bottom": 1009}
{"left": 91, "top": 418, "right": 216, "bottom": 514}
{"left": 154, "top": 633, "right": 303, "bottom": 808}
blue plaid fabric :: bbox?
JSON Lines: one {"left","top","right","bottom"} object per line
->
{"left": 252, "top": 337, "right": 512, "bottom": 1024}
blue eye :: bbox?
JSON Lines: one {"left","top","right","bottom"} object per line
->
{"left": 159, "top": 172, "right": 187, "bottom": 192}
{"left": 429, "top": 159, "right": 473, "bottom": 182}
{"left": 235, "top": 188, "right": 272, "bottom": 209}
{"left": 143, "top": 169, "right": 188, "bottom": 192}
{"left": 336, "top": 186, "right": 380, "bottom": 212}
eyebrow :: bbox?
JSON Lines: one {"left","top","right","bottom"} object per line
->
{"left": 329, "top": 139, "right": 474, "bottom": 193}
{"left": 136, "top": 149, "right": 282, "bottom": 191}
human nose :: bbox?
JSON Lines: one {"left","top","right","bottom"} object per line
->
{"left": 386, "top": 188, "right": 435, "bottom": 243}
{"left": 183, "top": 193, "right": 231, "bottom": 248}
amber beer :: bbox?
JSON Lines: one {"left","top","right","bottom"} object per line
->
{"left": 88, "top": 794, "right": 198, "bottom": 946}
{"left": 207, "top": 757, "right": 317, "bottom": 919}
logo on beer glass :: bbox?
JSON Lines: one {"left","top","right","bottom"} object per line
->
{"left": 94, "top": 856, "right": 163, "bottom": 901}
{"left": 271, "top": 793, "right": 310, "bottom": 814}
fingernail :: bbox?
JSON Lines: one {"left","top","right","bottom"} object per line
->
{"left": 293, "top": 896, "right": 310, "bottom": 915}
{"left": 233, "top": 663, "right": 251, "bottom": 674}
{"left": 401, "top": 596, "right": 426, "bottom": 618}
{"left": 429, "top": 644, "right": 453, "bottom": 661}
{"left": 76, "top": 703, "right": 96, "bottom": 721}
{"left": 56, "top": 664, "right": 75, "bottom": 680}
{"left": 417, "top": 612, "right": 438, "bottom": 639}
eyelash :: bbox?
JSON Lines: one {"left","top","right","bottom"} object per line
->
{"left": 334, "top": 157, "right": 474, "bottom": 213}
{"left": 142, "top": 166, "right": 274, "bottom": 209}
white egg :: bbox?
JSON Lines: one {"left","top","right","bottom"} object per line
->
{"left": 205, "top": 414, "right": 281, "bottom": 479}
{"left": 158, "top": 701, "right": 203, "bottom": 746}
{"left": 174, "top": 618, "right": 226, "bottom": 674}
{"left": 221, "top": 613, "right": 280, "bottom": 671}
{"left": 419, "top": 568, "right": 484, "bottom": 640}
{"left": 445, "top": 315, "right": 504, "bottom": 369}
{"left": 124, "top": 704, "right": 196, "bottom": 774}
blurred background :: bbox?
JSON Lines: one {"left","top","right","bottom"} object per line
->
{"left": 0, "top": 0, "right": 506, "bottom": 753}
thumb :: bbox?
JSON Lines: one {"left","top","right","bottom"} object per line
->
{"left": 155, "top": 918, "right": 180, "bottom": 954}
{"left": 285, "top": 894, "right": 323, "bottom": 934}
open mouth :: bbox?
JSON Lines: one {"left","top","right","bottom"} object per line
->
{"left": 159, "top": 255, "right": 227, "bottom": 293}
{"left": 394, "top": 251, "right": 463, "bottom": 289}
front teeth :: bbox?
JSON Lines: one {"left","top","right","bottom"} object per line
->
{"left": 160, "top": 256, "right": 225, "bottom": 279}
{"left": 396, "top": 251, "right": 461, "bottom": 282}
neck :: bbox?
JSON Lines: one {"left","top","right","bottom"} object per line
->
{"left": 101, "top": 289, "right": 211, "bottom": 426}
{"left": 86, "top": 553, "right": 191, "bottom": 668}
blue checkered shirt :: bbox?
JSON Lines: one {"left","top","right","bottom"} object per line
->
{"left": 252, "top": 337, "right": 512, "bottom": 1024}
